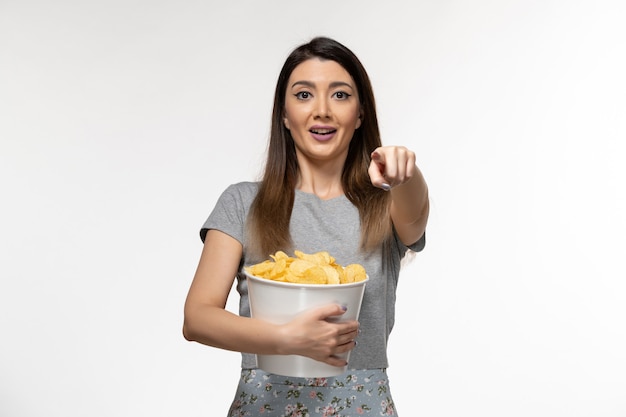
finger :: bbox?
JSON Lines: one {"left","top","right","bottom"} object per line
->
{"left": 338, "top": 330, "right": 358, "bottom": 346}
{"left": 308, "top": 303, "right": 345, "bottom": 320}
{"left": 402, "top": 150, "right": 416, "bottom": 182}
{"left": 368, "top": 158, "right": 391, "bottom": 190}
{"left": 371, "top": 149, "right": 385, "bottom": 167}
{"left": 328, "top": 339, "right": 357, "bottom": 364}
{"left": 324, "top": 355, "right": 349, "bottom": 367}
{"left": 384, "top": 155, "right": 399, "bottom": 182}
{"left": 336, "top": 339, "right": 357, "bottom": 353}
{"left": 383, "top": 147, "right": 416, "bottom": 186}
{"left": 332, "top": 323, "right": 359, "bottom": 343}
{"left": 373, "top": 148, "right": 404, "bottom": 189}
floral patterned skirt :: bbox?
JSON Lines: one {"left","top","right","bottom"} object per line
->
{"left": 227, "top": 368, "right": 397, "bottom": 417}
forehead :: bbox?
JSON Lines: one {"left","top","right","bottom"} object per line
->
{"left": 288, "top": 58, "right": 355, "bottom": 86}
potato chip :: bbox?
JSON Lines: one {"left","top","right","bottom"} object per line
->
{"left": 246, "top": 260, "right": 274, "bottom": 276}
{"left": 343, "top": 263, "right": 367, "bottom": 283}
{"left": 245, "top": 250, "right": 367, "bottom": 285}
{"left": 321, "top": 265, "right": 340, "bottom": 284}
{"left": 298, "top": 265, "right": 328, "bottom": 284}
{"left": 294, "top": 250, "right": 335, "bottom": 265}
{"left": 289, "top": 259, "right": 315, "bottom": 276}
{"left": 271, "top": 251, "right": 290, "bottom": 262}
{"left": 269, "top": 258, "right": 289, "bottom": 281}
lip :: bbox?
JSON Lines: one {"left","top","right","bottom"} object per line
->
{"left": 309, "top": 125, "right": 337, "bottom": 141}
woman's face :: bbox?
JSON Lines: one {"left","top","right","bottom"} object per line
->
{"left": 283, "top": 58, "right": 361, "bottom": 166}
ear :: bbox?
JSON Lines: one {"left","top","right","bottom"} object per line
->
{"left": 355, "top": 111, "right": 362, "bottom": 129}
{"left": 283, "top": 116, "right": 290, "bottom": 130}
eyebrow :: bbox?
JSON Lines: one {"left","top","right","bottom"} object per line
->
{"left": 290, "top": 80, "right": 355, "bottom": 90}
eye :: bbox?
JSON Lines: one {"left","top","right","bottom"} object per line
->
{"left": 294, "top": 91, "right": 312, "bottom": 100}
{"left": 333, "top": 91, "right": 352, "bottom": 100}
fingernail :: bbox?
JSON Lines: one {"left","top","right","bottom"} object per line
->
{"left": 341, "top": 304, "right": 348, "bottom": 312}
{"left": 381, "top": 183, "right": 391, "bottom": 191}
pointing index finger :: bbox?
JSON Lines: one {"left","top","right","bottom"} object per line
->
{"left": 370, "top": 151, "right": 391, "bottom": 191}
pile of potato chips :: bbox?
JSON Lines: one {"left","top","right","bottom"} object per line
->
{"left": 245, "top": 250, "right": 367, "bottom": 285}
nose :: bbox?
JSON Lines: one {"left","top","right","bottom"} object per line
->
{"left": 313, "top": 97, "right": 331, "bottom": 119}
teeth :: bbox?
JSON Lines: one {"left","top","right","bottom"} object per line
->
{"left": 311, "top": 129, "right": 334, "bottom": 134}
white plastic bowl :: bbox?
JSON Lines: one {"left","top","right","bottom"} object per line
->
{"left": 245, "top": 271, "right": 368, "bottom": 377}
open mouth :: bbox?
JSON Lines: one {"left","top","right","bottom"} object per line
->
{"left": 310, "top": 128, "right": 337, "bottom": 135}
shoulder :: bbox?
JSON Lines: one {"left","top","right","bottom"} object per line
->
{"left": 221, "top": 181, "right": 260, "bottom": 202}
{"left": 201, "top": 182, "right": 260, "bottom": 243}
{"left": 209, "top": 181, "right": 260, "bottom": 218}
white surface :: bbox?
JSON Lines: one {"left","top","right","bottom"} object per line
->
{"left": 1, "top": 0, "right": 625, "bottom": 416}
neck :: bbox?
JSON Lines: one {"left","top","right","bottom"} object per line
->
{"left": 296, "top": 157, "right": 345, "bottom": 200}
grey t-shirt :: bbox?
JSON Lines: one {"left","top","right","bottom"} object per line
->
{"left": 201, "top": 181, "right": 425, "bottom": 370}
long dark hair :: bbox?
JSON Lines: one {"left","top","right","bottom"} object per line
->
{"left": 247, "top": 37, "right": 392, "bottom": 258}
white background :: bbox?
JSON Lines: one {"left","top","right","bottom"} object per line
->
{"left": 1, "top": 0, "right": 625, "bottom": 416}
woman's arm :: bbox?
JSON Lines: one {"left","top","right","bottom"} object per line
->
{"left": 182, "top": 229, "right": 359, "bottom": 366}
{"left": 368, "top": 146, "right": 430, "bottom": 246}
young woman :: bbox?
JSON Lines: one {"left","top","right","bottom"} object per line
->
{"left": 183, "top": 37, "right": 429, "bottom": 416}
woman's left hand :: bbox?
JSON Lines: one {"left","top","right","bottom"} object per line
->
{"left": 368, "top": 146, "right": 416, "bottom": 191}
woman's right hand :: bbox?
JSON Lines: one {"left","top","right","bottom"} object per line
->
{"left": 277, "top": 304, "right": 359, "bottom": 367}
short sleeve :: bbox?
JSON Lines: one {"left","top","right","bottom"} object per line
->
{"left": 199, "top": 182, "right": 258, "bottom": 244}
{"left": 407, "top": 232, "right": 426, "bottom": 253}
